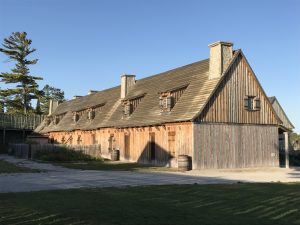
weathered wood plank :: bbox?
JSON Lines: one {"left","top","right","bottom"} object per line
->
{"left": 193, "top": 123, "right": 279, "bottom": 169}
{"left": 197, "top": 55, "right": 278, "bottom": 125}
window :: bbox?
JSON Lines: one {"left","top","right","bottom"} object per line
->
{"left": 124, "top": 102, "right": 133, "bottom": 116}
{"left": 122, "top": 94, "right": 145, "bottom": 117}
{"left": 73, "top": 112, "right": 79, "bottom": 122}
{"left": 87, "top": 109, "right": 95, "bottom": 120}
{"left": 255, "top": 98, "right": 261, "bottom": 110}
{"left": 52, "top": 113, "right": 66, "bottom": 125}
{"left": 159, "top": 84, "right": 188, "bottom": 113}
{"left": 244, "top": 96, "right": 261, "bottom": 111}
{"left": 74, "top": 103, "right": 105, "bottom": 122}
{"left": 159, "top": 96, "right": 174, "bottom": 112}
{"left": 45, "top": 117, "right": 51, "bottom": 126}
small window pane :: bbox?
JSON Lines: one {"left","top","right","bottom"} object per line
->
{"left": 244, "top": 97, "right": 249, "bottom": 109}
{"left": 255, "top": 98, "right": 261, "bottom": 110}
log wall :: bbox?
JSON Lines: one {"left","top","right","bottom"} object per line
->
{"left": 193, "top": 123, "right": 279, "bottom": 169}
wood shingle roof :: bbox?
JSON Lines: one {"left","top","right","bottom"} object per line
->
{"left": 268, "top": 96, "right": 294, "bottom": 130}
{"left": 37, "top": 55, "right": 233, "bottom": 133}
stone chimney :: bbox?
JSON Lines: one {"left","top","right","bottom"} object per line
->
{"left": 121, "top": 74, "right": 136, "bottom": 99}
{"left": 72, "top": 95, "right": 82, "bottom": 100}
{"left": 88, "top": 90, "right": 98, "bottom": 95}
{"left": 48, "top": 99, "right": 59, "bottom": 116}
{"left": 208, "top": 41, "right": 233, "bottom": 79}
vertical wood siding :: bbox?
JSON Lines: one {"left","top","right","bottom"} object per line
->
{"left": 130, "top": 96, "right": 144, "bottom": 112}
{"left": 171, "top": 86, "right": 187, "bottom": 104}
{"left": 198, "top": 55, "right": 278, "bottom": 125}
{"left": 193, "top": 123, "right": 279, "bottom": 169}
{"left": 48, "top": 122, "right": 193, "bottom": 166}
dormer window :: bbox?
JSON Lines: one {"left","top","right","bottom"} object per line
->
{"left": 159, "top": 84, "right": 188, "bottom": 113}
{"left": 87, "top": 109, "right": 95, "bottom": 120}
{"left": 159, "top": 95, "right": 174, "bottom": 112}
{"left": 74, "top": 103, "right": 105, "bottom": 122}
{"left": 53, "top": 116, "right": 59, "bottom": 125}
{"left": 122, "top": 94, "right": 145, "bottom": 117}
{"left": 45, "top": 117, "right": 51, "bottom": 126}
{"left": 124, "top": 102, "right": 133, "bottom": 116}
{"left": 55, "top": 116, "right": 59, "bottom": 125}
{"left": 244, "top": 96, "right": 260, "bottom": 111}
{"left": 73, "top": 112, "right": 79, "bottom": 122}
{"left": 52, "top": 113, "right": 66, "bottom": 125}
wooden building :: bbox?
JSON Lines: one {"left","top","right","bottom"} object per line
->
{"left": 268, "top": 96, "right": 294, "bottom": 166}
{"left": 0, "top": 113, "right": 44, "bottom": 146}
{"left": 35, "top": 41, "right": 294, "bottom": 169}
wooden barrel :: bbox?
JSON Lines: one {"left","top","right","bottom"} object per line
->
{"left": 111, "top": 149, "right": 120, "bottom": 161}
{"left": 178, "top": 155, "right": 190, "bottom": 171}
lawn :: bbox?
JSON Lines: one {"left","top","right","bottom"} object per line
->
{"left": 1, "top": 183, "right": 300, "bottom": 225}
{"left": 0, "top": 159, "right": 39, "bottom": 173}
{"left": 35, "top": 148, "right": 176, "bottom": 172}
{"left": 55, "top": 161, "right": 177, "bottom": 172}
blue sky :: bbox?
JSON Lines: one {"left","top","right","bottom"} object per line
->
{"left": 0, "top": 0, "right": 299, "bottom": 132}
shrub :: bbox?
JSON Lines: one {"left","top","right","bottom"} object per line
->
{"left": 34, "top": 147, "right": 102, "bottom": 162}
{"left": 0, "top": 144, "right": 8, "bottom": 154}
{"left": 290, "top": 150, "right": 300, "bottom": 166}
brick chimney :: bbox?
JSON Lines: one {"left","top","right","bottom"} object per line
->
{"left": 208, "top": 41, "right": 233, "bottom": 79}
{"left": 121, "top": 74, "right": 136, "bottom": 99}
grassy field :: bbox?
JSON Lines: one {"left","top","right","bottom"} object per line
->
{"left": 0, "top": 159, "right": 39, "bottom": 173}
{"left": 1, "top": 183, "right": 300, "bottom": 225}
{"left": 55, "top": 161, "right": 176, "bottom": 172}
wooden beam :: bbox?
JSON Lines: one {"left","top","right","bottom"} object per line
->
{"left": 284, "top": 131, "right": 289, "bottom": 168}
{"left": 2, "top": 128, "right": 6, "bottom": 144}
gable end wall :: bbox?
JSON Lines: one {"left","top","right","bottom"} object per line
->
{"left": 197, "top": 54, "right": 278, "bottom": 125}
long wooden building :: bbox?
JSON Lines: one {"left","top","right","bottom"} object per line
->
{"left": 35, "top": 41, "right": 294, "bottom": 169}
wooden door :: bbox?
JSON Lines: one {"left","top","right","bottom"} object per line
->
{"left": 91, "top": 134, "right": 96, "bottom": 145}
{"left": 168, "top": 131, "right": 176, "bottom": 158}
{"left": 124, "top": 134, "right": 130, "bottom": 159}
{"left": 149, "top": 132, "right": 156, "bottom": 160}
{"left": 108, "top": 134, "right": 114, "bottom": 152}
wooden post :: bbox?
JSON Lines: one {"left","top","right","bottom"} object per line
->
{"left": 22, "top": 129, "right": 25, "bottom": 143}
{"left": 284, "top": 132, "right": 289, "bottom": 168}
{"left": 3, "top": 128, "right": 6, "bottom": 144}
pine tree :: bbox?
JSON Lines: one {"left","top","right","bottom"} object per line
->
{"left": 0, "top": 32, "right": 42, "bottom": 114}
{"left": 39, "top": 84, "right": 65, "bottom": 115}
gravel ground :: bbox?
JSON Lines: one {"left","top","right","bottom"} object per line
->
{"left": 0, "top": 155, "right": 299, "bottom": 193}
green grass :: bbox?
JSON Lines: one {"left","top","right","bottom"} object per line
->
{"left": 55, "top": 161, "right": 177, "bottom": 172}
{"left": 0, "top": 159, "right": 39, "bottom": 173}
{"left": 1, "top": 183, "right": 300, "bottom": 225}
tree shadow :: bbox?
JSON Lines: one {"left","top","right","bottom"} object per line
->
{"left": 136, "top": 141, "right": 192, "bottom": 169}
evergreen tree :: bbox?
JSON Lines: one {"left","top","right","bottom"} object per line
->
{"left": 0, "top": 32, "right": 42, "bottom": 114}
{"left": 0, "top": 94, "right": 4, "bottom": 113}
{"left": 39, "top": 84, "right": 65, "bottom": 115}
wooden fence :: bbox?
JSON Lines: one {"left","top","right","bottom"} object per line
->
{"left": 8, "top": 143, "right": 102, "bottom": 159}
{"left": 0, "top": 113, "right": 44, "bottom": 130}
